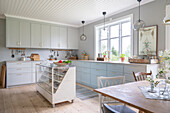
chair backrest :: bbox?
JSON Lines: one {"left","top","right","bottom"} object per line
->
{"left": 133, "top": 71, "right": 152, "bottom": 81}
{"left": 98, "top": 76, "right": 125, "bottom": 88}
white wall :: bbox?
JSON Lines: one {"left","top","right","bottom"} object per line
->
{"left": 78, "top": 0, "right": 166, "bottom": 59}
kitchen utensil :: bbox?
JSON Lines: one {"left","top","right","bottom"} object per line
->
{"left": 30, "top": 54, "right": 40, "bottom": 61}
{"left": 0, "top": 65, "right": 6, "bottom": 88}
{"left": 11, "top": 50, "right": 14, "bottom": 58}
{"left": 20, "top": 56, "right": 26, "bottom": 61}
{"left": 57, "top": 51, "right": 59, "bottom": 56}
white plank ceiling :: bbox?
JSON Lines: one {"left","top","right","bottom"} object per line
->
{"left": 0, "top": 0, "right": 154, "bottom": 27}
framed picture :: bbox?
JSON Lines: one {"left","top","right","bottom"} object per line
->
{"left": 138, "top": 25, "right": 158, "bottom": 56}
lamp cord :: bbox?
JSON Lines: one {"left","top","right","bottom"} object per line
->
{"left": 139, "top": 1, "right": 140, "bottom": 21}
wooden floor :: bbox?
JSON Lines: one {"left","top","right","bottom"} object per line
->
{"left": 0, "top": 84, "right": 100, "bottom": 113}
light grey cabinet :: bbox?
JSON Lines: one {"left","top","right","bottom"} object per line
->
{"left": 6, "top": 19, "right": 20, "bottom": 47}
{"left": 31, "top": 23, "right": 42, "bottom": 48}
{"left": 6, "top": 17, "right": 78, "bottom": 49}
{"left": 73, "top": 61, "right": 159, "bottom": 88}
{"left": 51, "top": 26, "right": 60, "bottom": 48}
{"left": 60, "top": 27, "right": 68, "bottom": 49}
{"left": 68, "top": 28, "right": 78, "bottom": 49}
{"left": 20, "top": 21, "right": 31, "bottom": 48}
{"left": 42, "top": 25, "right": 51, "bottom": 48}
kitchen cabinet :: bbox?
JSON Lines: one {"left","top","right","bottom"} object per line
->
{"left": 73, "top": 61, "right": 159, "bottom": 88}
{"left": 51, "top": 26, "right": 60, "bottom": 48}
{"left": 20, "top": 21, "right": 31, "bottom": 48}
{"left": 6, "top": 17, "right": 78, "bottom": 50}
{"left": 68, "top": 28, "right": 78, "bottom": 49}
{"left": 6, "top": 61, "right": 41, "bottom": 87}
{"left": 31, "top": 23, "right": 42, "bottom": 48}
{"left": 6, "top": 19, "right": 20, "bottom": 47}
{"left": 42, "top": 25, "right": 51, "bottom": 48}
{"left": 60, "top": 27, "right": 68, "bottom": 49}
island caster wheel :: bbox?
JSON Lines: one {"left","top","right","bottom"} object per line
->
{"left": 52, "top": 104, "right": 55, "bottom": 108}
{"left": 71, "top": 100, "right": 74, "bottom": 103}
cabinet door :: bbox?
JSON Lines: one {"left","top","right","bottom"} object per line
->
{"left": 20, "top": 21, "right": 31, "bottom": 48}
{"left": 31, "top": 23, "right": 42, "bottom": 48}
{"left": 6, "top": 19, "right": 20, "bottom": 47}
{"left": 60, "top": 27, "right": 67, "bottom": 49}
{"left": 68, "top": 28, "right": 78, "bottom": 49}
{"left": 42, "top": 25, "right": 51, "bottom": 48}
{"left": 51, "top": 26, "right": 60, "bottom": 48}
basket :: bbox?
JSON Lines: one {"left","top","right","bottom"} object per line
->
{"left": 53, "top": 62, "right": 67, "bottom": 66}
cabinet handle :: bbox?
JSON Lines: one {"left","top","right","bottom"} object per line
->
{"left": 17, "top": 63, "right": 22, "bottom": 65}
{"left": 17, "top": 68, "right": 22, "bottom": 70}
{"left": 17, "top": 74, "right": 22, "bottom": 75}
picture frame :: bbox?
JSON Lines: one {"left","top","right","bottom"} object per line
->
{"left": 138, "top": 25, "right": 158, "bottom": 56}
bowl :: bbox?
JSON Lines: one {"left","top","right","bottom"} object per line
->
{"left": 53, "top": 62, "right": 67, "bottom": 66}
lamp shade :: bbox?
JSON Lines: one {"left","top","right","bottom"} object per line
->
{"left": 163, "top": 15, "right": 170, "bottom": 24}
{"left": 133, "top": 19, "right": 145, "bottom": 31}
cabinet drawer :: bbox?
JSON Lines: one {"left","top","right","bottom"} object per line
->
{"left": 82, "top": 68, "right": 91, "bottom": 73}
{"left": 124, "top": 73, "right": 135, "bottom": 82}
{"left": 82, "top": 62, "right": 91, "bottom": 68}
{"left": 7, "top": 67, "right": 32, "bottom": 74}
{"left": 7, "top": 72, "right": 33, "bottom": 86}
{"left": 91, "top": 63, "right": 107, "bottom": 70}
{"left": 107, "top": 71, "right": 123, "bottom": 77}
{"left": 107, "top": 64, "right": 123, "bottom": 73}
{"left": 76, "top": 61, "right": 82, "bottom": 67}
{"left": 7, "top": 62, "right": 31, "bottom": 68}
{"left": 124, "top": 65, "right": 146, "bottom": 74}
{"left": 91, "top": 69, "right": 106, "bottom": 76}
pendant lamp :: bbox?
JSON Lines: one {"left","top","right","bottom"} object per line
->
{"left": 134, "top": 0, "right": 145, "bottom": 31}
{"left": 102, "top": 12, "right": 106, "bottom": 30}
{"left": 80, "top": 21, "right": 87, "bottom": 41}
{"left": 163, "top": 0, "right": 170, "bottom": 24}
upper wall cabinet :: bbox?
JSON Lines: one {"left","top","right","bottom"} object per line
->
{"left": 6, "top": 17, "right": 78, "bottom": 50}
{"left": 60, "top": 27, "right": 68, "bottom": 49}
{"left": 68, "top": 28, "right": 78, "bottom": 49}
{"left": 6, "top": 19, "right": 20, "bottom": 47}
{"left": 31, "top": 23, "right": 42, "bottom": 48}
{"left": 20, "top": 21, "right": 31, "bottom": 48}
{"left": 51, "top": 26, "right": 60, "bottom": 48}
{"left": 6, "top": 18, "right": 31, "bottom": 48}
{"left": 42, "top": 25, "right": 51, "bottom": 48}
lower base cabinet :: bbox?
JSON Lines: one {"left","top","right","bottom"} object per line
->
{"left": 72, "top": 61, "right": 159, "bottom": 89}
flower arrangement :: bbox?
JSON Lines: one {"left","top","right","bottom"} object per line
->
{"left": 158, "top": 50, "right": 170, "bottom": 79}
{"left": 102, "top": 51, "right": 107, "bottom": 57}
{"left": 146, "top": 75, "right": 160, "bottom": 87}
{"left": 81, "top": 51, "right": 88, "bottom": 56}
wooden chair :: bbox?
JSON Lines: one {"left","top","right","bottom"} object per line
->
{"left": 133, "top": 71, "right": 152, "bottom": 81}
{"left": 98, "top": 76, "right": 135, "bottom": 113}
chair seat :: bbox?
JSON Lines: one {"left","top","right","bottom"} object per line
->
{"left": 103, "top": 104, "right": 136, "bottom": 113}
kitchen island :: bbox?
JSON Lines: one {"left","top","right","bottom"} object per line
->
{"left": 36, "top": 64, "right": 76, "bottom": 107}
{"left": 72, "top": 60, "right": 159, "bottom": 88}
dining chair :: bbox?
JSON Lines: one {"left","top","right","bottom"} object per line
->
{"left": 98, "top": 76, "right": 135, "bottom": 113}
{"left": 133, "top": 71, "right": 152, "bottom": 81}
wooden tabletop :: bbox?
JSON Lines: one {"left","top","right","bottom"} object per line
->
{"left": 94, "top": 81, "right": 170, "bottom": 113}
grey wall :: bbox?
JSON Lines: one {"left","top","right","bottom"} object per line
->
{"left": 78, "top": 0, "right": 166, "bottom": 59}
{"left": 0, "top": 19, "right": 70, "bottom": 73}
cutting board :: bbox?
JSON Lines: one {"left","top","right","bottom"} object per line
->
{"left": 0, "top": 65, "right": 6, "bottom": 88}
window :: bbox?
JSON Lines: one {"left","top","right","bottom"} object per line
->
{"left": 96, "top": 15, "right": 132, "bottom": 61}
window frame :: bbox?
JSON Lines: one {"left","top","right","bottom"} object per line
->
{"left": 95, "top": 14, "right": 133, "bottom": 60}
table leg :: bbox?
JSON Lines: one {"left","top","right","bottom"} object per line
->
{"left": 99, "top": 94, "right": 102, "bottom": 113}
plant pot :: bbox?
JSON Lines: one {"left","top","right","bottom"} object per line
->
{"left": 81, "top": 55, "right": 84, "bottom": 60}
{"left": 84, "top": 56, "right": 88, "bottom": 60}
{"left": 103, "top": 55, "right": 106, "bottom": 58}
{"left": 121, "top": 57, "right": 125, "bottom": 62}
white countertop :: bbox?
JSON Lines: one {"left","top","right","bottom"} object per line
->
{"left": 72, "top": 60, "right": 159, "bottom": 65}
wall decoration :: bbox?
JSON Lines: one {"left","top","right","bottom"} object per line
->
{"left": 138, "top": 25, "right": 158, "bottom": 56}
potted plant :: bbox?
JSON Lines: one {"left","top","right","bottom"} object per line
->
{"left": 102, "top": 52, "right": 107, "bottom": 58}
{"left": 81, "top": 51, "right": 89, "bottom": 60}
{"left": 120, "top": 54, "right": 125, "bottom": 62}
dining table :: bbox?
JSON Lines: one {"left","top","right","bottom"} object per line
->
{"left": 94, "top": 81, "right": 170, "bottom": 113}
